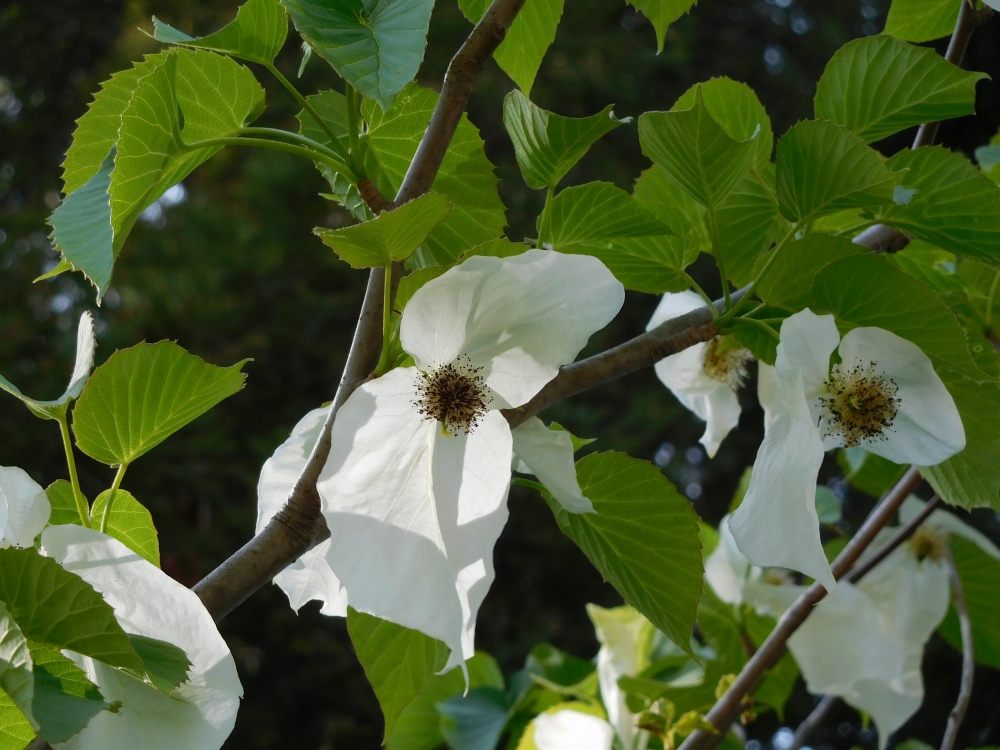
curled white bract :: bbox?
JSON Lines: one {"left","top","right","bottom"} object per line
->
{"left": 42, "top": 525, "right": 242, "bottom": 750}
{"left": 318, "top": 250, "right": 624, "bottom": 668}
{"left": 730, "top": 309, "right": 964, "bottom": 591}
{"left": 646, "top": 291, "right": 749, "bottom": 458}
{"left": 511, "top": 417, "right": 593, "bottom": 514}
{"left": 0, "top": 466, "right": 50, "bottom": 548}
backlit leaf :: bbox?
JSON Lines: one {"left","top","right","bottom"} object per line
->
{"left": 672, "top": 77, "right": 772, "bottom": 168}
{"left": 153, "top": 0, "right": 289, "bottom": 65}
{"left": 716, "top": 165, "right": 782, "bottom": 286}
{"left": 626, "top": 0, "right": 698, "bottom": 52}
{"left": 91, "top": 490, "right": 160, "bottom": 567}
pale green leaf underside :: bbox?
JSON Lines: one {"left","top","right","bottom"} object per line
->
{"left": 0, "top": 691, "right": 34, "bottom": 750}
{"left": 315, "top": 192, "right": 452, "bottom": 268}
{"left": 459, "top": 0, "right": 565, "bottom": 95}
{"left": 550, "top": 451, "right": 703, "bottom": 654}
{"left": 0, "top": 548, "right": 142, "bottom": 671}
{"left": 626, "top": 0, "right": 698, "bottom": 52}
{"left": 362, "top": 84, "right": 506, "bottom": 265}
{"left": 346, "top": 608, "right": 448, "bottom": 741}
{"left": 757, "top": 233, "right": 861, "bottom": 311}
{"left": 152, "top": 0, "right": 289, "bottom": 65}
{"left": 815, "top": 35, "right": 987, "bottom": 144}
{"left": 877, "top": 146, "right": 1000, "bottom": 267}
{"left": 775, "top": 119, "right": 900, "bottom": 222}
{"left": 503, "top": 89, "right": 627, "bottom": 190}
{"left": 281, "top": 0, "right": 434, "bottom": 111}
{"left": 639, "top": 86, "right": 757, "bottom": 209}
{"left": 632, "top": 166, "right": 709, "bottom": 255}
{"left": 46, "top": 481, "right": 84, "bottom": 527}
{"left": 884, "top": 0, "right": 961, "bottom": 43}
{"left": 673, "top": 76, "right": 773, "bottom": 168}
{"left": 72, "top": 340, "right": 249, "bottom": 467}
{"left": 92, "top": 490, "right": 160, "bottom": 567}
{"left": 715, "top": 165, "right": 781, "bottom": 286}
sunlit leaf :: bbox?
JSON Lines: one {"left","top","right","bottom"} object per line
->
{"left": 626, "top": 0, "right": 698, "bottom": 52}
{"left": 153, "top": 0, "right": 289, "bottom": 65}
{"left": 756, "top": 233, "right": 861, "bottom": 310}
{"left": 91, "top": 490, "right": 160, "bottom": 567}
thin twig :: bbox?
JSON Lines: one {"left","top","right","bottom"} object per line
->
{"left": 940, "top": 549, "right": 975, "bottom": 750}
{"left": 192, "top": 0, "right": 531, "bottom": 621}
{"left": 678, "top": 468, "right": 924, "bottom": 750}
{"left": 788, "top": 695, "right": 838, "bottom": 750}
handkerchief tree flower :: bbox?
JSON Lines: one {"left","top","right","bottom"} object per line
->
{"left": 729, "top": 309, "right": 965, "bottom": 590}
{"left": 316, "top": 250, "right": 624, "bottom": 667}
{"left": 646, "top": 292, "right": 753, "bottom": 458}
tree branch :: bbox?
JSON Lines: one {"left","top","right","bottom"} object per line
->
{"left": 788, "top": 695, "right": 838, "bottom": 750}
{"left": 940, "top": 549, "right": 975, "bottom": 750}
{"left": 678, "top": 467, "right": 924, "bottom": 750}
{"left": 192, "top": 0, "right": 531, "bottom": 621}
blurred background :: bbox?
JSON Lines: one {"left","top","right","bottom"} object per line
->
{"left": 2, "top": 0, "right": 1000, "bottom": 747}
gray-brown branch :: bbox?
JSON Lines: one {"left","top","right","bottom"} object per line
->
{"left": 193, "top": 0, "right": 530, "bottom": 621}
{"left": 788, "top": 695, "right": 838, "bottom": 750}
{"left": 940, "top": 550, "right": 975, "bottom": 750}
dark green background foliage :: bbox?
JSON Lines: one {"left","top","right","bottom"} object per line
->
{"left": 2, "top": 0, "right": 1000, "bottom": 747}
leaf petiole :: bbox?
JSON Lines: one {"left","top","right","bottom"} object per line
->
{"left": 100, "top": 463, "right": 129, "bottom": 534}
{"left": 264, "top": 62, "right": 352, "bottom": 163}
{"left": 57, "top": 412, "right": 92, "bottom": 528}
{"left": 345, "top": 83, "right": 365, "bottom": 177}
{"left": 373, "top": 263, "right": 394, "bottom": 377}
{"left": 536, "top": 186, "right": 555, "bottom": 248}
{"left": 180, "top": 135, "right": 358, "bottom": 184}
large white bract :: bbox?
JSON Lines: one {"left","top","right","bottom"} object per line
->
{"left": 42, "top": 525, "right": 242, "bottom": 750}
{"left": 317, "top": 250, "right": 624, "bottom": 667}
{"left": 646, "top": 292, "right": 750, "bottom": 458}
{"left": 729, "top": 309, "right": 964, "bottom": 590}
{"left": 0, "top": 466, "right": 50, "bottom": 548}
{"left": 532, "top": 708, "right": 615, "bottom": 750}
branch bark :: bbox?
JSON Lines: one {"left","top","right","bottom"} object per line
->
{"left": 193, "top": 0, "right": 531, "bottom": 621}
{"left": 940, "top": 550, "right": 975, "bottom": 750}
{"left": 788, "top": 695, "right": 838, "bottom": 750}
{"left": 678, "top": 467, "right": 924, "bottom": 750}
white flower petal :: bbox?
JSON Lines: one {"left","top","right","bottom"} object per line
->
{"left": 0, "top": 466, "right": 50, "bottom": 548}
{"left": 776, "top": 309, "right": 839, "bottom": 399}
{"left": 646, "top": 291, "right": 704, "bottom": 329}
{"left": 757, "top": 362, "right": 779, "bottom": 431}
{"left": 729, "top": 366, "right": 836, "bottom": 591}
{"left": 704, "top": 517, "right": 752, "bottom": 606}
{"left": 743, "top": 580, "right": 806, "bottom": 619}
{"left": 400, "top": 250, "right": 624, "bottom": 408}
{"left": 318, "top": 368, "right": 512, "bottom": 667}
{"left": 533, "top": 709, "right": 615, "bottom": 750}
{"left": 835, "top": 327, "right": 965, "bottom": 465}
{"left": 587, "top": 604, "right": 651, "bottom": 748}
{"left": 255, "top": 406, "right": 348, "bottom": 617}
{"left": 900, "top": 496, "right": 1000, "bottom": 563}
{"left": 41, "top": 525, "right": 242, "bottom": 750}
{"left": 65, "top": 311, "right": 97, "bottom": 401}
{"left": 511, "top": 418, "right": 592, "bottom": 514}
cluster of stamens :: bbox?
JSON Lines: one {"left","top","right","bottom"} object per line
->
{"left": 702, "top": 337, "right": 753, "bottom": 391}
{"left": 413, "top": 355, "right": 490, "bottom": 435}
{"left": 820, "top": 361, "right": 900, "bottom": 447}
{"left": 907, "top": 527, "right": 947, "bottom": 563}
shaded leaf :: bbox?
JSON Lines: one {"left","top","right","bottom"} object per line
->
{"left": 938, "top": 535, "right": 1000, "bottom": 667}
{"left": 127, "top": 634, "right": 192, "bottom": 693}
{"left": 28, "top": 643, "right": 109, "bottom": 743}
{"left": 837, "top": 448, "right": 906, "bottom": 498}
{"left": 626, "top": 0, "right": 698, "bottom": 52}
{"left": 503, "top": 90, "right": 627, "bottom": 190}
{"left": 884, "top": 0, "right": 961, "bottom": 43}
{"left": 282, "top": 0, "right": 434, "bottom": 110}
{"left": 45, "top": 481, "right": 84, "bottom": 528}
{"left": 548, "top": 451, "right": 703, "bottom": 654}
{"left": 153, "top": 0, "right": 289, "bottom": 65}
{"left": 756, "top": 233, "right": 861, "bottom": 310}
{"left": 716, "top": 165, "right": 781, "bottom": 286}
{"left": 91, "top": 490, "right": 160, "bottom": 567}
{"left": 632, "top": 166, "right": 708, "bottom": 255}
{"left": 438, "top": 687, "right": 512, "bottom": 750}
{"left": 73, "top": 341, "right": 249, "bottom": 467}
{"left": 673, "top": 77, "right": 773, "bottom": 168}
{"left": 815, "top": 35, "right": 987, "bottom": 144}
{"left": 347, "top": 608, "right": 449, "bottom": 741}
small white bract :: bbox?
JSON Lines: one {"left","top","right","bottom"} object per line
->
{"left": 647, "top": 291, "right": 752, "bottom": 458}
{"left": 0, "top": 466, "right": 50, "bottom": 548}
{"left": 532, "top": 708, "right": 615, "bottom": 750}
{"left": 729, "top": 309, "right": 964, "bottom": 590}
{"left": 317, "top": 250, "right": 624, "bottom": 668}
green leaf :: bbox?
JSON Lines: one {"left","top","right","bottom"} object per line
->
{"left": 152, "top": 0, "right": 289, "bottom": 65}
{"left": 743, "top": 611, "right": 798, "bottom": 720}
{"left": 775, "top": 120, "right": 901, "bottom": 223}
{"left": 91, "top": 490, "right": 160, "bottom": 567}
{"left": 438, "top": 687, "right": 512, "bottom": 750}
{"left": 540, "top": 182, "right": 686, "bottom": 293}
{"left": 127, "top": 634, "right": 192, "bottom": 693}
{"left": 503, "top": 90, "right": 627, "bottom": 190}
{"left": 837, "top": 448, "right": 906, "bottom": 498}
{"left": 315, "top": 193, "right": 452, "bottom": 268}
{"left": 632, "top": 166, "right": 708, "bottom": 256}
{"left": 811, "top": 254, "right": 986, "bottom": 379}
{"left": 72, "top": 341, "right": 249, "bottom": 467}
{"left": 45, "top": 481, "right": 84, "bottom": 528}
{"left": 922, "top": 373, "right": 1000, "bottom": 511}
{"left": 60, "top": 54, "right": 169, "bottom": 195}
{"left": 28, "top": 643, "right": 108, "bottom": 743}
{"left": 715, "top": 165, "right": 781, "bottom": 286}
{"left": 0, "top": 602, "right": 34, "bottom": 732}
{"left": 884, "top": 0, "right": 961, "bottom": 43}
{"left": 813, "top": 486, "right": 842, "bottom": 524}
{"left": 281, "top": 0, "right": 434, "bottom": 111}
{"left": 639, "top": 85, "right": 757, "bottom": 209}
{"left": 755, "top": 233, "right": 861, "bottom": 310}
{"left": 814, "top": 36, "right": 987, "bottom": 144}
{"left": 362, "top": 84, "right": 506, "bottom": 265}
{"left": 0, "top": 547, "right": 142, "bottom": 670}
{"left": 549, "top": 451, "right": 703, "bottom": 653}
{"left": 939, "top": 535, "right": 1000, "bottom": 668}
{"left": 626, "top": 0, "right": 698, "bottom": 52}
{"left": 730, "top": 308, "right": 789, "bottom": 366}
{"left": 459, "top": 238, "right": 530, "bottom": 261}
{"left": 672, "top": 77, "right": 773, "bottom": 169}
{"left": 459, "top": 0, "right": 565, "bottom": 95}
{"left": 347, "top": 608, "right": 448, "bottom": 741}
{"left": 0, "top": 691, "right": 34, "bottom": 750}
{"left": 876, "top": 146, "right": 1000, "bottom": 267}
{"left": 386, "top": 652, "right": 503, "bottom": 750}
{"left": 0, "top": 311, "right": 96, "bottom": 421}
{"left": 523, "top": 643, "right": 596, "bottom": 688}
